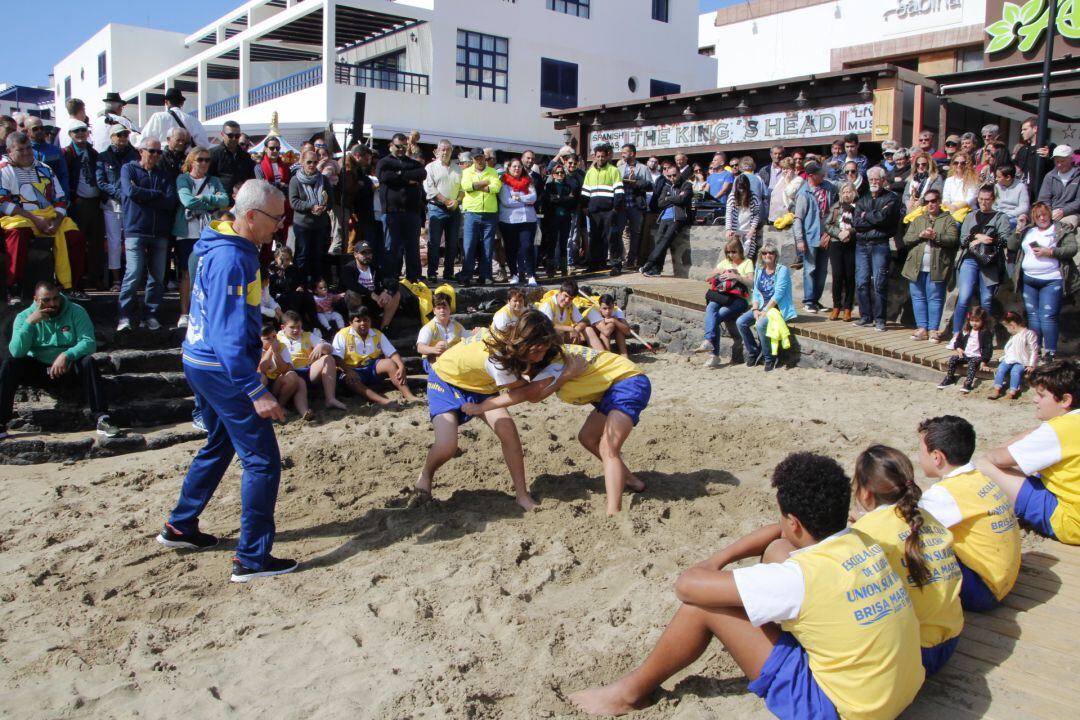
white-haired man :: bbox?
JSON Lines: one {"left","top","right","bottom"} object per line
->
{"left": 91, "top": 92, "right": 140, "bottom": 152}
{"left": 141, "top": 88, "right": 209, "bottom": 149}
{"left": 158, "top": 179, "right": 296, "bottom": 583}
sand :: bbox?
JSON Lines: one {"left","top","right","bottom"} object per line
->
{"left": 0, "top": 355, "right": 1043, "bottom": 719}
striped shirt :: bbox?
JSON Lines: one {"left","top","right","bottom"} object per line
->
{"left": 581, "top": 164, "right": 624, "bottom": 212}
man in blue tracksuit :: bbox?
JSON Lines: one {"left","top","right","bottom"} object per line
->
{"left": 156, "top": 179, "right": 296, "bottom": 583}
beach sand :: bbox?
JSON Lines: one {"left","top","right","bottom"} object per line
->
{"left": 0, "top": 354, "right": 1042, "bottom": 718}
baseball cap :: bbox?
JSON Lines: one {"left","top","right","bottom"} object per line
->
{"left": 944, "top": 134, "right": 960, "bottom": 146}
{"left": 804, "top": 160, "right": 825, "bottom": 175}
{"left": 458, "top": 151, "right": 473, "bottom": 164}
{"left": 67, "top": 120, "right": 88, "bottom": 133}
{"left": 1052, "top": 145, "right": 1074, "bottom": 159}
{"left": 109, "top": 124, "right": 130, "bottom": 137}
{"left": 354, "top": 242, "right": 373, "bottom": 254}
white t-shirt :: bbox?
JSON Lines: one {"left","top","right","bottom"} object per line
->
{"left": 539, "top": 300, "right": 583, "bottom": 327}
{"left": 918, "top": 462, "right": 976, "bottom": 528}
{"left": 491, "top": 306, "right": 521, "bottom": 333}
{"left": 331, "top": 328, "right": 396, "bottom": 361}
{"left": 964, "top": 332, "right": 982, "bottom": 358}
{"left": 586, "top": 307, "right": 625, "bottom": 326}
{"left": 417, "top": 319, "right": 465, "bottom": 347}
{"left": 354, "top": 266, "right": 376, "bottom": 291}
{"left": 1020, "top": 226, "right": 1061, "bottom": 280}
{"left": 483, "top": 358, "right": 520, "bottom": 388}
{"left": 1008, "top": 410, "right": 1080, "bottom": 475}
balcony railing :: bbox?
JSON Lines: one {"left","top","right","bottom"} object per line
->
{"left": 205, "top": 95, "right": 239, "bottom": 120}
{"left": 334, "top": 62, "right": 429, "bottom": 95}
{"left": 249, "top": 65, "right": 323, "bottom": 107}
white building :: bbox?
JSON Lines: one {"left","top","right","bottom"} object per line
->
{"left": 698, "top": 0, "right": 988, "bottom": 87}
{"left": 53, "top": 0, "right": 714, "bottom": 152}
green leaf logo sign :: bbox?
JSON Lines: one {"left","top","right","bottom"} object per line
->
{"left": 985, "top": 0, "right": 1080, "bottom": 54}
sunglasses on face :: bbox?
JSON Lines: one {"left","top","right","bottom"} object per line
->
{"left": 195, "top": 157, "right": 210, "bottom": 164}
{"left": 761, "top": 251, "right": 777, "bottom": 256}
{"left": 945, "top": 142, "right": 958, "bottom": 147}
{"left": 72, "top": 129, "right": 88, "bottom": 134}
{"left": 845, "top": 169, "right": 858, "bottom": 174}
{"left": 925, "top": 198, "right": 941, "bottom": 203}
{"left": 725, "top": 251, "right": 739, "bottom": 255}
{"left": 225, "top": 133, "right": 242, "bottom": 139}
{"left": 267, "top": 146, "right": 280, "bottom": 151}
{"left": 953, "top": 161, "right": 966, "bottom": 166}
{"left": 916, "top": 162, "right": 929, "bottom": 167}
{"left": 115, "top": 131, "right": 130, "bottom": 138}
{"left": 143, "top": 148, "right": 162, "bottom": 155}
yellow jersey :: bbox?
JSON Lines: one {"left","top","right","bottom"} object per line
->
{"left": 537, "top": 295, "right": 582, "bottom": 329}
{"left": 536, "top": 344, "right": 642, "bottom": 405}
{"left": 332, "top": 327, "right": 395, "bottom": 369}
{"left": 853, "top": 505, "right": 964, "bottom": 647}
{"left": 1009, "top": 411, "right": 1080, "bottom": 543}
{"left": 276, "top": 330, "right": 320, "bottom": 370}
{"left": 920, "top": 465, "right": 1022, "bottom": 599}
{"left": 490, "top": 304, "right": 522, "bottom": 334}
{"left": 433, "top": 330, "right": 519, "bottom": 393}
{"left": 417, "top": 318, "right": 465, "bottom": 363}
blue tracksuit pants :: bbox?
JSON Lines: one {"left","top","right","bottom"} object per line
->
{"left": 168, "top": 364, "right": 281, "bottom": 570}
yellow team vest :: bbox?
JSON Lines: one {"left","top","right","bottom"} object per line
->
{"left": 335, "top": 327, "right": 386, "bottom": 369}
{"left": 853, "top": 506, "right": 964, "bottom": 648}
{"left": 937, "top": 470, "right": 1021, "bottom": 599}
{"left": 785, "top": 529, "right": 924, "bottom": 720}
{"left": 1040, "top": 413, "right": 1080, "bottom": 544}
{"left": 433, "top": 330, "right": 508, "bottom": 394}
{"left": 277, "top": 330, "right": 315, "bottom": 370}
{"left": 490, "top": 304, "right": 522, "bottom": 333}
{"left": 421, "top": 318, "right": 464, "bottom": 363}
{"left": 554, "top": 344, "right": 642, "bottom": 405}
{"left": 538, "top": 296, "right": 576, "bottom": 329}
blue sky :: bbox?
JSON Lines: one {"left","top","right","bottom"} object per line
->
{"left": 7, "top": 0, "right": 743, "bottom": 88}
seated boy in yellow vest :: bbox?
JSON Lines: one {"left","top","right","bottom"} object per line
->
{"left": 571, "top": 452, "right": 924, "bottom": 719}
{"left": 331, "top": 307, "right": 418, "bottom": 405}
{"left": 587, "top": 293, "right": 631, "bottom": 357}
{"left": 977, "top": 360, "right": 1080, "bottom": 545}
{"left": 917, "top": 415, "right": 1021, "bottom": 611}
{"left": 416, "top": 293, "right": 465, "bottom": 370}
{"left": 258, "top": 322, "right": 312, "bottom": 420}
{"left": 277, "top": 310, "right": 346, "bottom": 411}
{"left": 490, "top": 287, "right": 527, "bottom": 335}
{"left": 538, "top": 280, "right": 600, "bottom": 349}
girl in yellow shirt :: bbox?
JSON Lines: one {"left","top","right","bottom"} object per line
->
{"left": 418, "top": 310, "right": 584, "bottom": 511}
{"left": 851, "top": 445, "right": 964, "bottom": 675}
{"left": 465, "top": 344, "right": 650, "bottom": 515}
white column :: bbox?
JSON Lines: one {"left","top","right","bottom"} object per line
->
{"left": 137, "top": 90, "right": 149, "bottom": 127}
{"left": 322, "top": 0, "right": 336, "bottom": 122}
{"left": 239, "top": 39, "right": 252, "bottom": 109}
{"left": 197, "top": 61, "right": 209, "bottom": 122}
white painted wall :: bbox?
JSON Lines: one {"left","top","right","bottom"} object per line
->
{"left": 698, "top": 0, "right": 987, "bottom": 87}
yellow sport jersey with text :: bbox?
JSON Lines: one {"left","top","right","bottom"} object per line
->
{"left": 853, "top": 506, "right": 963, "bottom": 648}
{"left": 277, "top": 330, "right": 315, "bottom": 369}
{"left": 554, "top": 344, "right": 642, "bottom": 405}
{"left": 433, "top": 330, "right": 507, "bottom": 394}
{"left": 785, "top": 529, "right": 924, "bottom": 720}
{"left": 1041, "top": 413, "right": 1080, "bottom": 543}
{"left": 335, "top": 327, "right": 386, "bottom": 369}
{"left": 939, "top": 469, "right": 1021, "bottom": 599}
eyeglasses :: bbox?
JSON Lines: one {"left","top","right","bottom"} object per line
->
{"left": 114, "top": 131, "right": 130, "bottom": 138}
{"left": 945, "top": 142, "right": 958, "bottom": 147}
{"left": 194, "top": 157, "right": 210, "bottom": 164}
{"left": 143, "top": 148, "right": 162, "bottom": 155}
{"left": 760, "top": 251, "right": 777, "bottom": 256}
{"left": 266, "top": 145, "right": 280, "bottom": 151}
{"left": 845, "top": 169, "right": 859, "bottom": 175}
{"left": 953, "top": 160, "right": 967, "bottom": 166}
{"left": 725, "top": 251, "right": 739, "bottom": 255}
{"left": 915, "top": 162, "right": 929, "bottom": 168}
{"left": 72, "top": 128, "right": 88, "bottom": 134}
{"left": 253, "top": 208, "right": 286, "bottom": 227}
{"left": 925, "top": 197, "right": 941, "bottom": 203}
{"left": 225, "top": 133, "right": 242, "bottom": 139}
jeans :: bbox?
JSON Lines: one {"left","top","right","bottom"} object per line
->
{"left": 704, "top": 297, "right": 749, "bottom": 356}
{"left": 953, "top": 258, "right": 996, "bottom": 333}
{"left": 426, "top": 204, "right": 460, "bottom": 280}
{"left": 619, "top": 204, "right": 646, "bottom": 266}
{"left": 995, "top": 361, "right": 1026, "bottom": 392}
{"left": 1022, "top": 274, "right": 1063, "bottom": 353}
{"left": 588, "top": 209, "right": 619, "bottom": 269}
{"left": 119, "top": 235, "right": 167, "bottom": 320}
{"left": 461, "top": 212, "right": 497, "bottom": 283}
{"left": 567, "top": 211, "right": 582, "bottom": 266}
{"left": 855, "top": 241, "right": 889, "bottom": 323}
{"left": 292, "top": 223, "right": 327, "bottom": 288}
{"left": 500, "top": 221, "right": 538, "bottom": 279}
{"left": 908, "top": 272, "right": 946, "bottom": 331}
{"left": 828, "top": 240, "right": 856, "bottom": 310}
{"left": 802, "top": 244, "right": 829, "bottom": 305}
{"left": 736, "top": 309, "right": 774, "bottom": 361}
{"left": 543, "top": 213, "right": 572, "bottom": 271}
{"left": 383, "top": 211, "right": 422, "bottom": 283}
{"left": 644, "top": 219, "right": 684, "bottom": 272}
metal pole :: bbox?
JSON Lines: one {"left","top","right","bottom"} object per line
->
{"left": 1034, "top": 0, "right": 1059, "bottom": 192}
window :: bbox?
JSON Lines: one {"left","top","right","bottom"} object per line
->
{"left": 456, "top": 30, "right": 509, "bottom": 103}
{"left": 358, "top": 50, "right": 406, "bottom": 90}
{"left": 540, "top": 58, "right": 578, "bottom": 109}
{"left": 652, "top": 0, "right": 669, "bottom": 22}
{"left": 699, "top": 46, "right": 716, "bottom": 57}
{"left": 97, "top": 52, "right": 107, "bottom": 86}
{"left": 63, "top": 76, "right": 71, "bottom": 100}
{"left": 649, "top": 79, "right": 680, "bottom": 97}
{"left": 547, "top": 0, "right": 589, "bottom": 18}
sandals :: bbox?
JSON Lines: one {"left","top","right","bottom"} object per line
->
{"left": 928, "top": 331, "right": 942, "bottom": 344}
{"left": 910, "top": 329, "right": 928, "bottom": 341}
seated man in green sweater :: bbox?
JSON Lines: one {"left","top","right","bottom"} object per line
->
{"left": 1, "top": 280, "right": 119, "bottom": 440}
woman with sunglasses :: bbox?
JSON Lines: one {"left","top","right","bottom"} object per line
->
{"left": 905, "top": 151, "right": 943, "bottom": 214}
{"left": 174, "top": 146, "right": 229, "bottom": 328}
{"left": 842, "top": 160, "right": 867, "bottom": 197}
{"left": 696, "top": 237, "right": 754, "bottom": 366}
{"left": 942, "top": 152, "right": 979, "bottom": 215}
{"left": 288, "top": 150, "right": 332, "bottom": 289}
{"left": 734, "top": 242, "right": 796, "bottom": 371}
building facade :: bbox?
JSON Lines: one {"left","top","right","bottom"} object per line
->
{"left": 52, "top": 0, "right": 715, "bottom": 152}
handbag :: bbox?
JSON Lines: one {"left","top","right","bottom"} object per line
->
{"left": 966, "top": 225, "right": 1001, "bottom": 268}
{"left": 705, "top": 274, "right": 749, "bottom": 306}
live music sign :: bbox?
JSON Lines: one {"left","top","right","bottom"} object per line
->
{"left": 589, "top": 103, "right": 874, "bottom": 153}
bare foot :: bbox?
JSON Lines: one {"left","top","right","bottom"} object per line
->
{"left": 569, "top": 682, "right": 650, "bottom": 716}
{"left": 301, "top": 410, "right": 315, "bottom": 421}
{"left": 516, "top": 493, "right": 540, "bottom": 511}
{"left": 325, "top": 398, "right": 347, "bottom": 410}
{"left": 402, "top": 393, "right": 420, "bottom": 403}
{"left": 625, "top": 475, "right": 646, "bottom": 492}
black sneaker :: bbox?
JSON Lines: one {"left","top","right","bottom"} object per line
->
{"left": 0, "top": 430, "right": 9, "bottom": 441}
{"left": 746, "top": 352, "right": 762, "bottom": 368}
{"left": 937, "top": 376, "right": 958, "bottom": 390}
{"left": 764, "top": 358, "right": 777, "bottom": 372}
{"left": 230, "top": 556, "right": 299, "bottom": 583}
{"left": 960, "top": 381, "right": 973, "bottom": 394}
{"left": 609, "top": 264, "right": 622, "bottom": 277}
{"left": 96, "top": 415, "right": 122, "bottom": 438}
{"left": 156, "top": 522, "right": 219, "bottom": 550}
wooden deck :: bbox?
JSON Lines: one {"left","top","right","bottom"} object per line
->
{"left": 596, "top": 275, "right": 966, "bottom": 372}
{"left": 905, "top": 542, "right": 1080, "bottom": 719}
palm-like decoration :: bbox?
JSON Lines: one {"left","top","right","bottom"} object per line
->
{"left": 985, "top": 0, "right": 1079, "bottom": 54}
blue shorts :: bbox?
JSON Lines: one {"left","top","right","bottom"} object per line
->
{"left": 294, "top": 366, "right": 311, "bottom": 383}
{"left": 426, "top": 365, "right": 494, "bottom": 425}
{"left": 921, "top": 637, "right": 959, "bottom": 676}
{"left": 748, "top": 632, "right": 838, "bottom": 720}
{"left": 958, "top": 558, "right": 999, "bottom": 612}
{"left": 342, "top": 363, "right": 380, "bottom": 387}
{"left": 1015, "top": 476, "right": 1059, "bottom": 539}
{"left": 593, "top": 374, "right": 651, "bottom": 426}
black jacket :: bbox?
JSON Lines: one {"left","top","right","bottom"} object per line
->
{"left": 159, "top": 148, "right": 187, "bottom": 185}
{"left": 952, "top": 327, "right": 993, "bottom": 365}
{"left": 62, "top": 143, "right": 99, "bottom": 201}
{"left": 375, "top": 154, "right": 426, "bottom": 214}
{"left": 853, "top": 189, "right": 901, "bottom": 243}
{"left": 209, "top": 144, "right": 255, "bottom": 198}
{"left": 541, "top": 178, "right": 578, "bottom": 216}
{"left": 656, "top": 180, "right": 693, "bottom": 224}
{"left": 339, "top": 261, "right": 389, "bottom": 298}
